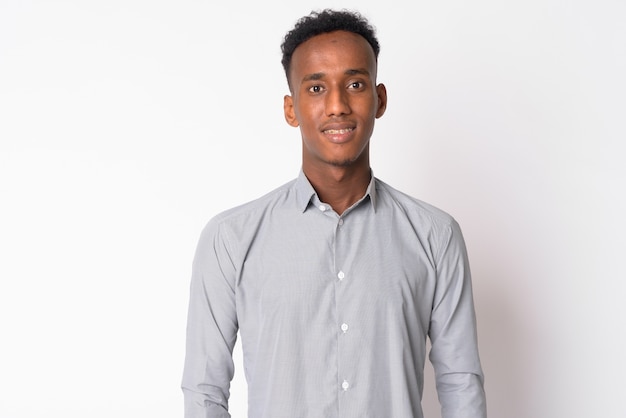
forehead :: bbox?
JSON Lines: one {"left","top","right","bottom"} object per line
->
{"left": 289, "top": 31, "right": 377, "bottom": 79}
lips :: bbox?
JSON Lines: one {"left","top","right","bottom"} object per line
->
{"left": 322, "top": 123, "right": 356, "bottom": 143}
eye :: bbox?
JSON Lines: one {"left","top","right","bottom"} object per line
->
{"left": 348, "top": 81, "right": 364, "bottom": 90}
{"left": 308, "top": 85, "right": 323, "bottom": 94}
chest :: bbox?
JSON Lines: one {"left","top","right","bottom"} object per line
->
{"left": 234, "top": 212, "right": 438, "bottom": 325}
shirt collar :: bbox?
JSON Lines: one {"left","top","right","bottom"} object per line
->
{"left": 295, "top": 170, "right": 317, "bottom": 212}
{"left": 294, "top": 170, "right": 378, "bottom": 213}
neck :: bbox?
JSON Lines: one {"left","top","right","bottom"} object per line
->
{"left": 303, "top": 162, "right": 371, "bottom": 215}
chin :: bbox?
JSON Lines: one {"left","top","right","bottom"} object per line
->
{"left": 325, "top": 156, "right": 360, "bottom": 167}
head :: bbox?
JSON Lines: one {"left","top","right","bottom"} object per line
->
{"left": 281, "top": 9, "right": 381, "bottom": 90}
{"left": 281, "top": 10, "right": 387, "bottom": 171}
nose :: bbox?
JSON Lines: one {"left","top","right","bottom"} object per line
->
{"left": 325, "top": 87, "right": 350, "bottom": 116}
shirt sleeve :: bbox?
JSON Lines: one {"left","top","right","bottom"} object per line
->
{"left": 182, "top": 218, "right": 239, "bottom": 418}
{"left": 429, "top": 219, "right": 487, "bottom": 418}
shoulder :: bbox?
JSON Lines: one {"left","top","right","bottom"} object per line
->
{"left": 193, "top": 179, "right": 298, "bottom": 267}
{"left": 374, "top": 178, "right": 458, "bottom": 228}
{"left": 374, "top": 178, "right": 468, "bottom": 264}
{"left": 201, "top": 178, "right": 297, "bottom": 236}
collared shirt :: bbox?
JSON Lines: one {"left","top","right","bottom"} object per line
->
{"left": 182, "top": 171, "right": 486, "bottom": 418}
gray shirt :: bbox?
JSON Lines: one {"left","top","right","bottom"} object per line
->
{"left": 182, "top": 171, "right": 486, "bottom": 418}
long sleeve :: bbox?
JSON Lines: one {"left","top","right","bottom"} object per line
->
{"left": 429, "top": 220, "right": 487, "bottom": 418}
{"left": 182, "top": 219, "right": 239, "bottom": 418}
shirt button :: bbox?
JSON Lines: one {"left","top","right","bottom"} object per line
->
{"left": 341, "top": 323, "right": 349, "bottom": 333}
{"left": 319, "top": 205, "right": 327, "bottom": 212}
{"left": 338, "top": 219, "right": 344, "bottom": 226}
{"left": 337, "top": 271, "right": 345, "bottom": 280}
{"left": 342, "top": 380, "right": 350, "bottom": 391}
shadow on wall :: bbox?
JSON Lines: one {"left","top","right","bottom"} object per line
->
{"left": 476, "top": 274, "right": 527, "bottom": 418}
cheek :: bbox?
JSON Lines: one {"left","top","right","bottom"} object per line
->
{"left": 294, "top": 103, "right": 321, "bottom": 127}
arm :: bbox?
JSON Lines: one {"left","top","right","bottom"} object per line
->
{"left": 182, "top": 219, "right": 238, "bottom": 418}
{"left": 429, "top": 220, "right": 487, "bottom": 418}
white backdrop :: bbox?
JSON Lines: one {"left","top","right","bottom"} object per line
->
{"left": 1, "top": 1, "right": 624, "bottom": 417}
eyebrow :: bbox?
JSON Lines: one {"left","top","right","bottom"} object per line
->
{"left": 345, "top": 68, "right": 370, "bottom": 76}
{"left": 301, "top": 68, "right": 371, "bottom": 83}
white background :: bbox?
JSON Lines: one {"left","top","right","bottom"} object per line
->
{"left": 1, "top": 1, "right": 625, "bottom": 417}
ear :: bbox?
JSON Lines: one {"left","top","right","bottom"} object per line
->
{"left": 283, "top": 95, "right": 299, "bottom": 127}
{"left": 375, "top": 83, "right": 387, "bottom": 119}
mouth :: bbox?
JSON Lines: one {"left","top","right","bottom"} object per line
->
{"left": 323, "top": 128, "right": 354, "bottom": 135}
{"left": 322, "top": 126, "right": 355, "bottom": 143}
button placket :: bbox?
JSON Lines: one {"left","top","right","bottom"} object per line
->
{"left": 334, "top": 210, "right": 353, "bottom": 401}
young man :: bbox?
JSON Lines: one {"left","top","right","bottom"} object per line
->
{"left": 182, "top": 9, "right": 486, "bottom": 418}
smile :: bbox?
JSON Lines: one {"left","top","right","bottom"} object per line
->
{"left": 323, "top": 128, "right": 353, "bottom": 134}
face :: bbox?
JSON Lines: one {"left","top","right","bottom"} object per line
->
{"left": 283, "top": 31, "right": 387, "bottom": 170}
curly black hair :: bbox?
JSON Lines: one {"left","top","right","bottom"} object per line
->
{"left": 281, "top": 9, "right": 380, "bottom": 83}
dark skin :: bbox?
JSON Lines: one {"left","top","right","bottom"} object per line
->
{"left": 283, "top": 30, "right": 387, "bottom": 214}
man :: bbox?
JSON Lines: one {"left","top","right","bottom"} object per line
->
{"left": 182, "top": 9, "right": 486, "bottom": 418}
